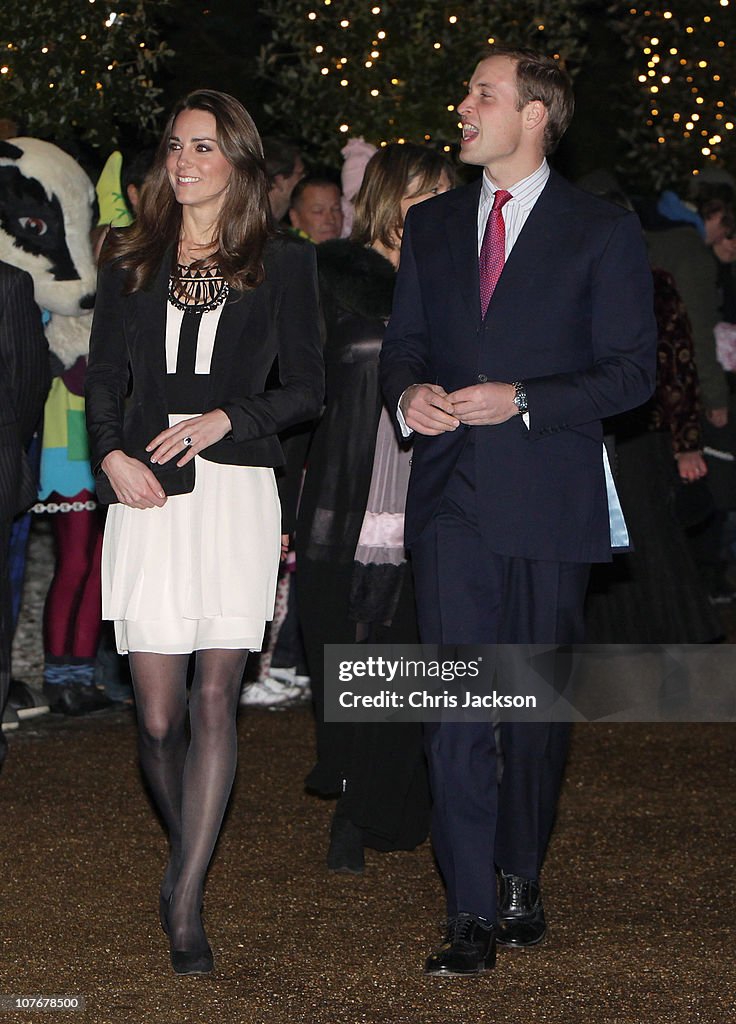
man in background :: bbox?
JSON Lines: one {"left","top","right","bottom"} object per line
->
{"left": 263, "top": 137, "right": 306, "bottom": 223}
{"left": 288, "top": 176, "right": 344, "bottom": 243}
{"left": 0, "top": 261, "right": 49, "bottom": 760}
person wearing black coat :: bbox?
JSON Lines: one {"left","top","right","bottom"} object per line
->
{"left": 0, "top": 261, "right": 50, "bottom": 765}
{"left": 296, "top": 143, "right": 452, "bottom": 872}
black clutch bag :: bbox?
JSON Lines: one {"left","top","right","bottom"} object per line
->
{"left": 94, "top": 450, "right": 195, "bottom": 505}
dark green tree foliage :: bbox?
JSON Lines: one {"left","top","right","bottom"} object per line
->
{"left": 0, "top": 0, "right": 172, "bottom": 146}
{"left": 609, "top": 1, "right": 736, "bottom": 191}
{"left": 257, "top": 0, "right": 589, "bottom": 163}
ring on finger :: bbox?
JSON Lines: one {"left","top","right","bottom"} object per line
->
{"left": 182, "top": 436, "right": 193, "bottom": 447}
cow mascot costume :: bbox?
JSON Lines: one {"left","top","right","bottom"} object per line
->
{"left": 0, "top": 137, "right": 113, "bottom": 714}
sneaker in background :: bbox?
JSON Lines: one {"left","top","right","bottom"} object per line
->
{"left": 239, "top": 675, "right": 302, "bottom": 709}
{"left": 2, "top": 704, "right": 20, "bottom": 732}
{"left": 8, "top": 678, "right": 50, "bottom": 720}
{"left": 268, "top": 665, "right": 311, "bottom": 701}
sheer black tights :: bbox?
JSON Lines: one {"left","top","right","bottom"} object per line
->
{"left": 129, "top": 648, "right": 248, "bottom": 950}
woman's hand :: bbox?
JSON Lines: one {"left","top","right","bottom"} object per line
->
{"left": 676, "top": 450, "right": 708, "bottom": 482}
{"left": 146, "top": 409, "right": 233, "bottom": 467}
{"left": 102, "top": 450, "right": 167, "bottom": 509}
{"left": 281, "top": 534, "right": 290, "bottom": 560}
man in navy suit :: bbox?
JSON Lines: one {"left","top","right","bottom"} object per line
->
{"left": 380, "top": 48, "right": 657, "bottom": 976}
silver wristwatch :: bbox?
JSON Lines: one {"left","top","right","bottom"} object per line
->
{"left": 512, "top": 381, "right": 528, "bottom": 415}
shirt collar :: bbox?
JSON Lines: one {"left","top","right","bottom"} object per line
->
{"left": 480, "top": 159, "right": 550, "bottom": 209}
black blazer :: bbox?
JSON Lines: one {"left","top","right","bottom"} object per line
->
{"left": 380, "top": 170, "right": 657, "bottom": 563}
{"left": 85, "top": 234, "right": 325, "bottom": 504}
{"left": 0, "top": 261, "right": 50, "bottom": 519}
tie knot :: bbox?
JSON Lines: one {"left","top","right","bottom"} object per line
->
{"left": 492, "top": 189, "right": 512, "bottom": 211}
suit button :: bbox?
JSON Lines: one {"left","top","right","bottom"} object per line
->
{"left": 477, "top": 373, "right": 488, "bottom": 383}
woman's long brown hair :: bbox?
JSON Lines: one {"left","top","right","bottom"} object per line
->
{"left": 102, "top": 90, "right": 273, "bottom": 293}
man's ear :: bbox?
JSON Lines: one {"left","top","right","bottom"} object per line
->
{"left": 525, "top": 100, "right": 547, "bottom": 132}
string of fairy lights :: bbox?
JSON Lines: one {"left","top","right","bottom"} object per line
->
{"left": 297, "top": 1, "right": 734, "bottom": 174}
{"left": 301, "top": 2, "right": 521, "bottom": 152}
{"left": 628, "top": 2, "right": 734, "bottom": 176}
{"left": 0, "top": 4, "right": 148, "bottom": 94}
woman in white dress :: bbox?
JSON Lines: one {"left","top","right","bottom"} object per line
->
{"left": 85, "top": 90, "right": 323, "bottom": 975}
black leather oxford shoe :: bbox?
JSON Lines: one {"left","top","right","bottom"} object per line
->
{"left": 424, "top": 913, "right": 497, "bottom": 976}
{"left": 497, "top": 871, "right": 547, "bottom": 947}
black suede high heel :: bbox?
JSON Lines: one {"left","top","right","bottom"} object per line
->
{"left": 167, "top": 895, "right": 214, "bottom": 975}
{"left": 170, "top": 944, "right": 214, "bottom": 976}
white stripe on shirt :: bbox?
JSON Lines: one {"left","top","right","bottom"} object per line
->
{"left": 477, "top": 160, "right": 550, "bottom": 257}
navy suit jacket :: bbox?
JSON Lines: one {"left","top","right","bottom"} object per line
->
{"left": 380, "top": 170, "right": 657, "bottom": 564}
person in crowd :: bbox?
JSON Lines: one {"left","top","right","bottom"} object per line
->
{"left": 288, "top": 176, "right": 344, "bottom": 243}
{"left": 297, "top": 142, "right": 453, "bottom": 872}
{"left": 338, "top": 137, "right": 377, "bottom": 237}
{"left": 238, "top": 141, "right": 312, "bottom": 710}
{"left": 262, "top": 137, "right": 306, "bottom": 223}
{"left": 121, "top": 147, "right": 156, "bottom": 220}
{"left": 380, "top": 47, "right": 656, "bottom": 976}
{"left": 85, "top": 89, "right": 323, "bottom": 975}
{"left": 575, "top": 180, "right": 720, "bottom": 642}
{"left": 646, "top": 184, "right": 733, "bottom": 425}
{"left": 0, "top": 262, "right": 50, "bottom": 754}
{"left": 243, "top": 161, "right": 348, "bottom": 709}
{"left": 644, "top": 182, "right": 736, "bottom": 599}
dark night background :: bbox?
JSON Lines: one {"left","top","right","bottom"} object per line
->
{"left": 157, "top": 0, "right": 631, "bottom": 183}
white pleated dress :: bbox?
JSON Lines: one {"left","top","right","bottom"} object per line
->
{"left": 101, "top": 276, "right": 281, "bottom": 655}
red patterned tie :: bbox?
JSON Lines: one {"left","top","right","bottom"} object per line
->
{"left": 479, "top": 189, "right": 512, "bottom": 318}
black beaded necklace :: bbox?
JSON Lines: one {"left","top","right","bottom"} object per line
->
{"left": 168, "top": 262, "right": 229, "bottom": 312}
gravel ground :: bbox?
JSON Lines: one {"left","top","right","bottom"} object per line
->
{"left": 11, "top": 516, "right": 54, "bottom": 688}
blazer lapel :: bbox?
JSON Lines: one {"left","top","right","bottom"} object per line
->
{"left": 131, "top": 249, "right": 171, "bottom": 405}
{"left": 443, "top": 179, "right": 483, "bottom": 329}
{"left": 207, "top": 286, "right": 257, "bottom": 385}
{"left": 485, "top": 172, "right": 571, "bottom": 316}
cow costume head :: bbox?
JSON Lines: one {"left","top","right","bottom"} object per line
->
{"left": 0, "top": 137, "right": 97, "bottom": 367}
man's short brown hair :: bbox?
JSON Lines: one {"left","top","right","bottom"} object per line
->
{"left": 482, "top": 47, "right": 575, "bottom": 154}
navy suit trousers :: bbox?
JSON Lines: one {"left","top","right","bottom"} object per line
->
{"left": 410, "top": 436, "right": 589, "bottom": 919}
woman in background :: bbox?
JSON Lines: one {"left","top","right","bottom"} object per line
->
{"left": 297, "top": 143, "right": 453, "bottom": 872}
